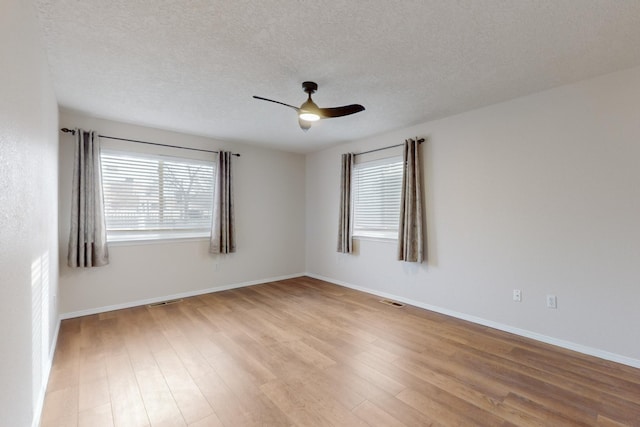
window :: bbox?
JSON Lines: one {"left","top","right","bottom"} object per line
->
{"left": 352, "top": 156, "right": 403, "bottom": 239}
{"left": 101, "top": 150, "right": 215, "bottom": 242}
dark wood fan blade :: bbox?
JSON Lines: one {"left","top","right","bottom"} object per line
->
{"left": 253, "top": 96, "right": 299, "bottom": 112}
{"left": 318, "top": 104, "right": 365, "bottom": 118}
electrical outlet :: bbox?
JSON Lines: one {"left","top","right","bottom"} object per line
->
{"left": 546, "top": 294, "right": 557, "bottom": 309}
{"left": 513, "top": 289, "right": 522, "bottom": 302}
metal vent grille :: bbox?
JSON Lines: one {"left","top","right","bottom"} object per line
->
{"left": 147, "top": 299, "right": 183, "bottom": 307}
{"left": 379, "top": 299, "right": 405, "bottom": 308}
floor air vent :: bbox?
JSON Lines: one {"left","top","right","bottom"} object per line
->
{"left": 379, "top": 299, "right": 405, "bottom": 308}
{"left": 148, "top": 299, "right": 183, "bottom": 307}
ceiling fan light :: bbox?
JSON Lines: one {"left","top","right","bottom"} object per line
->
{"left": 299, "top": 112, "right": 320, "bottom": 121}
{"left": 300, "top": 98, "right": 321, "bottom": 122}
{"left": 298, "top": 117, "right": 312, "bottom": 131}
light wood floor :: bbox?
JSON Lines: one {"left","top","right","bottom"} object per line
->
{"left": 41, "top": 277, "right": 640, "bottom": 426}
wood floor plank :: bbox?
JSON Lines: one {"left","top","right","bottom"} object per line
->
{"left": 105, "top": 353, "right": 150, "bottom": 427}
{"left": 78, "top": 377, "right": 111, "bottom": 412}
{"left": 260, "top": 379, "right": 332, "bottom": 426}
{"left": 40, "top": 385, "right": 79, "bottom": 427}
{"left": 205, "top": 351, "right": 292, "bottom": 426}
{"left": 393, "top": 355, "right": 516, "bottom": 424}
{"left": 187, "top": 413, "right": 225, "bottom": 427}
{"left": 502, "top": 392, "right": 593, "bottom": 426}
{"left": 353, "top": 399, "right": 408, "bottom": 427}
{"left": 153, "top": 348, "right": 214, "bottom": 424}
{"left": 368, "top": 393, "right": 442, "bottom": 427}
{"left": 78, "top": 347, "right": 108, "bottom": 384}
{"left": 285, "top": 379, "right": 370, "bottom": 427}
{"left": 42, "top": 277, "right": 640, "bottom": 427}
{"left": 597, "top": 415, "right": 632, "bottom": 427}
{"left": 397, "top": 387, "right": 487, "bottom": 426}
{"left": 452, "top": 344, "right": 640, "bottom": 423}
{"left": 78, "top": 402, "right": 114, "bottom": 427}
{"left": 193, "top": 370, "right": 265, "bottom": 427}
{"left": 206, "top": 331, "right": 277, "bottom": 385}
{"left": 135, "top": 366, "right": 186, "bottom": 426}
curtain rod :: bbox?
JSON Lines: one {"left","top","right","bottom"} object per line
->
{"left": 354, "top": 138, "right": 425, "bottom": 156}
{"left": 60, "top": 128, "right": 240, "bottom": 157}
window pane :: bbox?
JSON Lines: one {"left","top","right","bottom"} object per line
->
{"left": 352, "top": 157, "right": 403, "bottom": 238}
{"left": 101, "top": 150, "right": 215, "bottom": 241}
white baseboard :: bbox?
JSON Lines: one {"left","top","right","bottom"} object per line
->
{"left": 32, "top": 316, "right": 61, "bottom": 427}
{"left": 306, "top": 273, "right": 640, "bottom": 369}
{"left": 60, "top": 273, "right": 306, "bottom": 320}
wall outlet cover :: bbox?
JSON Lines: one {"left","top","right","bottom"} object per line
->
{"left": 513, "top": 289, "right": 522, "bottom": 302}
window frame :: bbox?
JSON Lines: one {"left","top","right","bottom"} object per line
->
{"left": 100, "top": 148, "right": 216, "bottom": 244}
{"left": 351, "top": 155, "right": 403, "bottom": 241}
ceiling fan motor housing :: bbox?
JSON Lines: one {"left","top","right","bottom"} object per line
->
{"left": 302, "top": 81, "right": 318, "bottom": 94}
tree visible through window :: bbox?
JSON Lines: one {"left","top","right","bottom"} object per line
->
{"left": 101, "top": 150, "right": 215, "bottom": 242}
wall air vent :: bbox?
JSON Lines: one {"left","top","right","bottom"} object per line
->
{"left": 379, "top": 299, "right": 404, "bottom": 308}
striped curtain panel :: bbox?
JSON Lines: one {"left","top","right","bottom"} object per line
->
{"left": 397, "top": 138, "right": 424, "bottom": 262}
{"left": 68, "top": 129, "right": 109, "bottom": 267}
{"left": 337, "top": 153, "right": 354, "bottom": 253}
{"left": 209, "top": 150, "right": 236, "bottom": 254}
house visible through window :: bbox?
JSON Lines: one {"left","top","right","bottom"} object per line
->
{"left": 352, "top": 156, "right": 403, "bottom": 239}
{"left": 101, "top": 150, "right": 215, "bottom": 242}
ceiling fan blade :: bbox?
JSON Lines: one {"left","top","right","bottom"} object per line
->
{"left": 318, "top": 104, "right": 365, "bottom": 118}
{"left": 253, "top": 96, "right": 299, "bottom": 112}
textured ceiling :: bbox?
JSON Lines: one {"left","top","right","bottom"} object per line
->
{"left": 35, "top": 0, "right": 640, "bottom": 153}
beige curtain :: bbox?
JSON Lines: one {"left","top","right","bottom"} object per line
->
{"left": 397, "top": 138, "right": 424, "bottom": 262}
{"left": 68, "top": 129, "right": 109, "bottom": 267}
{"left": 210, "top": 151, "right": 236, "bottom": 254}
{"left": 337, "top": 153, "right": 354, "bottom": 253}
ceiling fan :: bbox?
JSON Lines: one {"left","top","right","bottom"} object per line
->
{"left": 253, "top": 81, "right": 365, "bottom": 131}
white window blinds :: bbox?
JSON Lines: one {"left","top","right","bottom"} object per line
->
{"left": 101, "top": 150, "right": 215, "bottom": 242}
{"left": 352, "top": 156, "right": 403, "bottom": 239}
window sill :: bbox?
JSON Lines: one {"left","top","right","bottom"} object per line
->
{"left": 107, "top": 233, "right": 210, "bottom": 246}
{"left": 353, "top": 235, "right": 397, "bottom": 243}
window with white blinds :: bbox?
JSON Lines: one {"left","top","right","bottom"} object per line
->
{"left": 352, "top": 156, "right": 403, "bottom": 239}
{"left": 100, "top": 150, "right": 215, "bottom": 242}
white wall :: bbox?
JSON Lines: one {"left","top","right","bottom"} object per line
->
{"left": 58, "top": 109, "right": 306, "bottom": 315}
{"left": 306, "top": 66, "right": 640, "bottom": 366}
{"left": 0, "top": 1, "right": 60, "bottom": 426}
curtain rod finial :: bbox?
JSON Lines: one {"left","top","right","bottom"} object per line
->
{"left": 60, "top": 127, "right": 76, "bottom": 135}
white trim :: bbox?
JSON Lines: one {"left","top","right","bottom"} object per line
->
{"left": 353, "top": 235, "right": 397, "bottom": 243}
{"left": 59, "top": 273, "right": 306, "bottom": 320}
{"left": 106, "top": 235, "right": 209, "bottom": 246}
{"left": 305, "top": 273, "right": 640, "bottom": 369}
{"left": 32, "top": 317, "right": 61, "bottom": 427}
